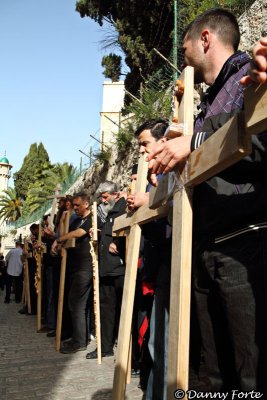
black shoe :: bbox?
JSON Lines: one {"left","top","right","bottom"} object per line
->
{"left": 60, "top": 340, "right": 87, "bottom": 354}
{"left": 37, "top": 326, "right": 50, "bottom": 333}
{"left": 61, "top": 335, "right": 72, "bottom": 342}
{"left": 4, "top": 299, "right": 10, "bottom": 304}
{"left": 47, "top": 330, "right": 56, "bottom": 337}
{"left": 86, "top": 349, "right": 114, "bottom": 359}
{"left": 18, "top": 306, "right": 28, "bottom": 314}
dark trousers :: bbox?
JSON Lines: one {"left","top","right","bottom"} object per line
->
{"left": 194, "top": 230, "right": 267, "bottom": 394}
{"left": 45, "top": 264, "right": 56, "bottom": 329}
{"left": 146, "top": 245, "right": 171, "bottom": 400}
{"left": 5, "top": 273, "right": 23, "bottom": 302}
{"left": 68, "top": 269, "right": 92, "bottom": 347}
{"left": 100, "top": 275, "right": 124, "bottom": 353}
{"left": 28, "top": 262, "right": 37, "bottom": 314}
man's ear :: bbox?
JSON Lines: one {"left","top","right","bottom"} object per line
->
{"left": 159, "top": 137, "right": 168, "bottom": 143}
{"left": 201, "top": 29, "right": 210, "bottom": 52}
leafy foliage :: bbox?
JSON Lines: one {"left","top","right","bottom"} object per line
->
{"left": 113, "top": 86, "right": 171, "bottom": 154}
{"left": 125, "top": 88, "right": 171, "bottom": 126}
{"left": 94, "top": 146, "right": 112, "bottom": 163}
{"left": 13, "top": 142, "right": 51, "bottom": 199}
{"left": 177, "top": 0, "right": 255, "bottom": 27}
{"left": 0, "top": 188, "right": 23, "bottom": 222}
{"left": 22, "top": 163, "right": 80, "bottom": 215}
{"left": 102, "top": 53, "right": 122, "bottom": 81}
{"left": 115, "top": 123, "right": 135, "bottom": 152}
{"left": 76, "top": 0, "right": 255, "bottom": 94}
{"left": 76, "top": 0, "right": 174, "bottom": 95}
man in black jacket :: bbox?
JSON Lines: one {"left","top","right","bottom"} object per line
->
{"left": 51, "top": 192, "right": 94, "bottom": 354}
{"left": 86, "top": 181, "right": 126, "bottom": 359}
{"left": 147, "top": 9, "right": 267, "bottom": 395}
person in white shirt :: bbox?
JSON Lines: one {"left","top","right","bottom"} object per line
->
{"left": 4, "top": 241, "right": 23, "bottom": 304}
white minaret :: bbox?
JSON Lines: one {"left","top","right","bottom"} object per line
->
{"left": 0, "top": 155, "right": 13, "bottom": 236}
{"left": 0, "top": 155, "right": 12, "bottom": 195}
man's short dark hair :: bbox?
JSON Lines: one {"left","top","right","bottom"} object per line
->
{"left": 134, "top": 119, "right": 168, "bottom": 140}
{"left": 183, "top": 8, "right": 240, "bottom": 52}
{"left": 30, "top": 223, "right": 38, "bottom": 232}
{"left": 73, "top": 191, "right": 90, "bottom": 203}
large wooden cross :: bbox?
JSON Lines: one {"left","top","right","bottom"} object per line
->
{"left": 47, "top": 184, "right": 62, "bottom": 231}
{"left": 34, "top": 224, "right": 46, "bottom": 333}
{"left": 112, "top": 65, "right": 267, "bottom": 399}
{"left": 111, "top": 153, "right": 170, "bottom": 400}
{"left": 22, "top": 237, "right": 32, "bottom": 314}
{"left": 90, "top": 201, "right": 102, "bottom": 364}
{"left": 55, "top": 211, "right": 76, "bottom": 351}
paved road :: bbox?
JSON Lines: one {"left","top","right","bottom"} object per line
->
{"left": 0, "top": 291, "right": 144, "bottom": 400}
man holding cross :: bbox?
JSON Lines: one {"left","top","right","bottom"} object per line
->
{"left": 148, "top": 9, "right": 267, "bottom": 394}
{"left": 128, "top": 119, "right": 173, "bottom": 397}
{"left": 86, "top": 181, "right": 126, "bottom": 360}
{"left": 51, "top": 191, "right": 94, "bottom": 354}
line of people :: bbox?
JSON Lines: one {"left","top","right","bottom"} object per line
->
{"left": 2, "top": 9, "right": 267, "bottom": 400}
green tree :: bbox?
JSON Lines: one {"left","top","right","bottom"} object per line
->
{"left": 101, "top": 53, "right": 122, "bottom": 81}
{"left": 22, "top": 163, "right": 80, "bottom": 215}
{"left": 0, "top": 188, "right": 23, "bottom": 222}
{"left": 76, "top": 0, "right": 254, "bottom": 95}
{"left": 76, "top": 0, "right": 174, "bottom": 95}
{"left": 13, "top": 142, "right": 51, "bottom": 199}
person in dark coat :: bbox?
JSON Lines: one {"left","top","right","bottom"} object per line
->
{"left": 86, "top": 181, "right": 126, "bottom": 359}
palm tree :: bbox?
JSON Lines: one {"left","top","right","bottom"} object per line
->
{"left": 0, "top": 187, "right": 23, "bottom": 222}
{"left": 24, "top": 163, "right": 80, "bottom": 215}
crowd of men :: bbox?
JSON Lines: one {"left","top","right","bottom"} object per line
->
{"left": 1, "top": 8, "right": 267, "bottom": 400}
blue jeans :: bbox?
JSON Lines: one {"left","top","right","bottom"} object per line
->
{"left": 194, "top": 230, "right": 267, "bottom": 394}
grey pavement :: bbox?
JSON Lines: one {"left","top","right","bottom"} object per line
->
{"left": 0, "top": 291, "right": 144, "bottom": 400}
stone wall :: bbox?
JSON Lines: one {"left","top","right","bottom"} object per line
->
{"left": 239, "top": 0, "right": 267, "bottom": 52}
{"left": 67, "top": 139, "right": 139, "bottom": 199}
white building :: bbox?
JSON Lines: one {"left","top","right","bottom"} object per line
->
{"left": 0, "top": 155, "right": 13, "bottom": 252}
{"left": 100, "top": 80, "right": 125, "bottom": 147}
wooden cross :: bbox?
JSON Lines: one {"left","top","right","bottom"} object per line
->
{"left": 47, "top": 184, "right": 62, "bottom": 231}
{"left": 90, "top": 201, "right": 102, "bottom": 364}
{"left": 55, "top": 210, "right": 76, "bottom": 351}
{"left": 22, "top": 237, "right": 32, "bottom": 315}
{"left": 112, "top": 65, "right": 267, "bottom": 399}
{"left": 111, "top": 153, "right": 170, "bottom": 400}
{"left": 149, "top": 78, "right": 267, "bottom": 398}
{"left": 34, "top": 224, "right": 46, "bottom": 333}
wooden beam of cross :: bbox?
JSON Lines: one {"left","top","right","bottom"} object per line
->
{"left": 149, "top": 81, "right": 267, "bottom": 209}
{"left": 34, "top": 224, "right": 46, "bottom": 333}
{"left": 47, "top": 184, "right": 62, "bottom": 231}
{"left": 147, "top": 79, "right": 267, "bottom": 398}
{"left": 90, "top": 201, "right": 102, "bottom": 364}
{"left": 55, "top": 210, "right": 76, "bottom": 351}
{"left": 23, "top": 237, "right": 32, "bottom": 315}
{"left": 111, "top": 153, "right": 170, "bottom": 399}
